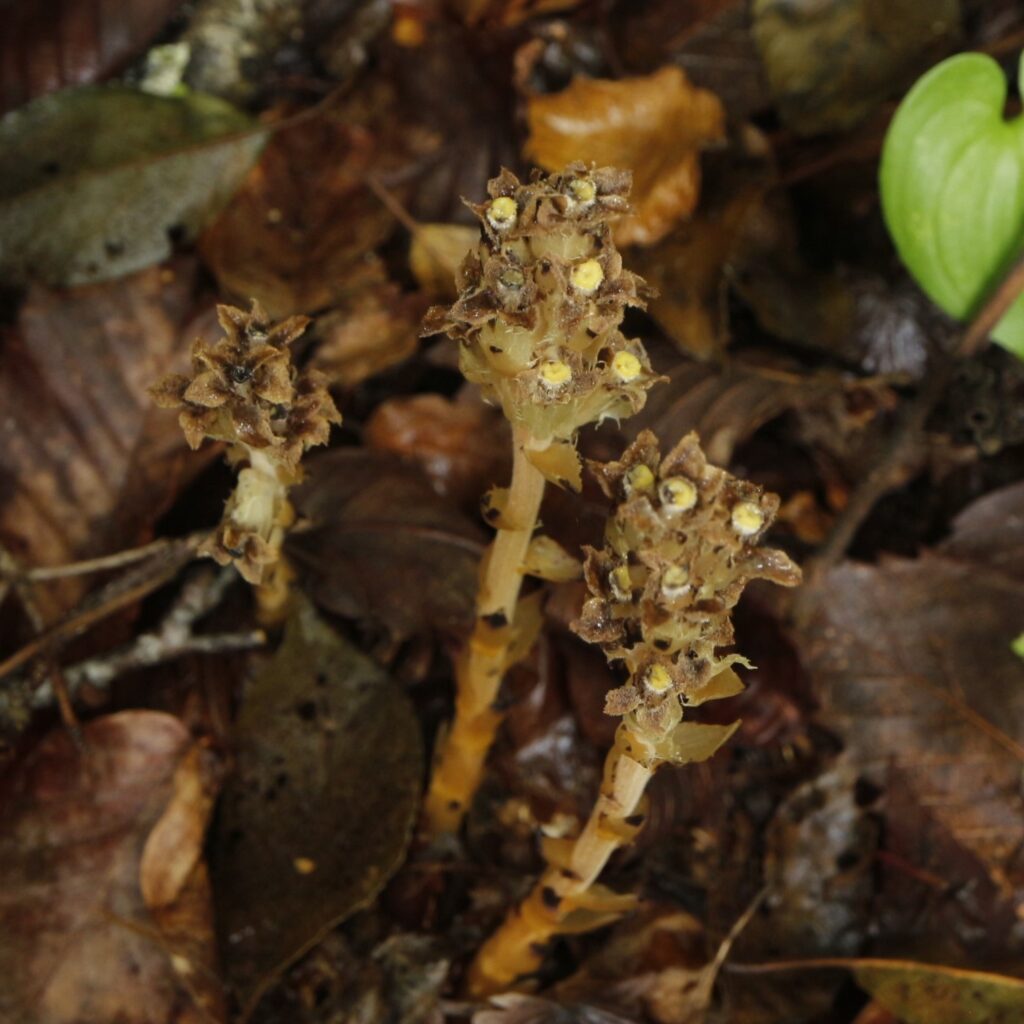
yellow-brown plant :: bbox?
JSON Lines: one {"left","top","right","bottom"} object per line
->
{"left": 467, "top": 430, "right": 802, "bottom": 994}
{"left": 151, "top": 300, "right": 340, "bottom": 617}
{"left": 421, "top": 165, "right": 661, "bottom": 835}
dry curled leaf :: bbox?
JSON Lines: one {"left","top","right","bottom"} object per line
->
{"left": 526, "top": 68, "right": 726, "bottom": 246}
{"left": 212, "top": 600, "right": 423, "bottom": 1019}
{"left": 0, "top": 711, "right": 224, "bottom": 1024}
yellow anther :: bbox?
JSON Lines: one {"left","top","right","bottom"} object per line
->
{"left": 731, "top": 500, "right": 765, "bottom": 536}
{"left": 499, "top": 268, "right": 525, "bottom": 288}
{"left": 645, "top": 664, "right": 673, "bottom": 694}
{"left": 487, "top": 196, "right": 518, "bottom": 229}
{"left": 539, "top": 360, "right": 572, "bottom": 388}
{"left": 609, "top": 564, "right": 632, "bottom": 601}
{"left": 625, "top": 463, "right": 655, "bottom": 494}
{"left": 660, "top": 477, "right": 698, "bottom": 513}
{"left": 569, "top": 178, "right": 597, "bottom": 204}
{"left": 570, "top": 259, "right": 604, "bottom": 294}
{"left": 661, "top": 565, "right": 690, "bottom": 599}
{"left": 611, "top": 350, "right": 642, "bottom": 382}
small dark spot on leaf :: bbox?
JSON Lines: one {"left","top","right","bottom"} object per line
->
{"left": 296, "top": 701, "right": 317, "bottom": 721}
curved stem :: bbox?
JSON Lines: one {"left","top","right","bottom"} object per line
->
{"left": 423, "top": 430, "right": 546, "bottom": 836}
{"left": 466, "top": 722, "right": 654, "bottom": 995}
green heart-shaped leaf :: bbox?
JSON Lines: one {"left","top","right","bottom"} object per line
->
{"left": 880, "top": 52, "right": 1024, "bottom": 359}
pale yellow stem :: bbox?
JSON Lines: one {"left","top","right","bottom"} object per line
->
{"left": 466, "top": 721, "right": 655, "bottom": 996}
{"left": 423, "top": 430, "right": 547, "bottom": 836}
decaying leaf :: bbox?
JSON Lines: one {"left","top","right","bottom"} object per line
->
{"left": 0, "top": 262, "right": 200, "bottom": 619}
{"left": 751, "top": 0, "right": 961, "bottom": 135}
{"left": 0, "top": 86, "right": 264, "bottom": 286}
{"left": 526, "top": 67, "right": 726, "bottom": 246}
{"left": 287, "top": 448, "right": 486, "bottom": 641}
{"left": 199, "top": 105, "right": 402, "bottom": 319}
{"left": 854, "top": 959, "right": 1024, "bottom": 1024}
{"left": 753, "top": 768, "right": 879, "bottom": 957}
{"left": 797, "top": 482, "right": 1024, "bottom": 893}
{"left": 212, "top": 599, "right": 423, "bottom": 1018}
{"left": 0, "top": 711, "right": 223, "bottom": 1024}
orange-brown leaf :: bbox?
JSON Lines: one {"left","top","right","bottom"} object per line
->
{"left": 526, "top": 68, "right": 726, "bottom": 246}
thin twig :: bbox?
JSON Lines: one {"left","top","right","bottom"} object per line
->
{"left": 804, "top": 249, "right": 1024, "bottom": 582}
{"left": 0, "top": 536, "right": 203, "bottom": 683}
{"left": 31, "top": 567, "right": 264, "bottom": 709}
{"left": 25, "top": 532, "right": 209, "bottom": 582}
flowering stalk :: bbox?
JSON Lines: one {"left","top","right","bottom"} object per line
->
{"left": 421, "top": 166, "right": 661, "bottom": 835}
{"left": 151, "top": 301, "right": 340, "bottom": 618}
{"left": 467, "top": 430, "right": 802, "bottom": 995}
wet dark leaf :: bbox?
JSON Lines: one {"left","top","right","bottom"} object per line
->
{"left": 752, "top": 0, "right": 961, "bottom": 135}
{"left": 796, "top": 482, "right": 1024, "bottom": 895}
{"left": 212, "top": 599, "right": 423, "bottom": 1019}
{"left": 0, "top": 711, "right": 223, "bottom": 1024}
{"left": 288, "top": 448, "right": 486, "bottom": 641}
{"left": 0, "top": 85, "right": 264, "bottom": 286}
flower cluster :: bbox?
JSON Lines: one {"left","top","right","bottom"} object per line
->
{"left": 574, "top": 430, "right": 801, "bottom": 741}
{"left": 423, "top": 164, "right": 660, "bottom": 488}
{"left": 151, "top": 300, "right": 340, "bottom": 583}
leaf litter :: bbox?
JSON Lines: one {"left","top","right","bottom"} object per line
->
{"left": 1, "top": 3, "right": 1023, "bottom": 1023}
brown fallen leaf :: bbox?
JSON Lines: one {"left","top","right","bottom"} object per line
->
{"left": 0, "top": 710, "right": 223, "bottom": 1024}
{"left": 0, "top": 262, "right": 199, "bottom": 619}
{"left": 0, "top": 0, "right": 183, "bottom": 114}
{"left": 212, "top": 599, "right": 423, "bottom": 1019}
{"left": 287, "top": 448, "right": 486, "bottom": 642}
{"left": 198, "top": 100, "right": 405, "bottom": 319}
{"left": 526, "top": 67, "right": 726, "bottom": 246}
{"left": 629, "top": 358, "right": 861, "bottom": 467}
{"left": 140, "top": 739, "right": 226, "bottom": 1019}
{"left": 364, "top": 393, "right": 509, "bottom": 509}
{"left": 796, "top": 482, "right": 1024, "bottom": 899}
{"left": 615, "top": 1, "right": 769, "bottom": 121}
{"left": 310, "top": 282, "right": 426, "bottom": 389}
{"left": 452, "top": 0, "right": 584, "bottom": 29}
